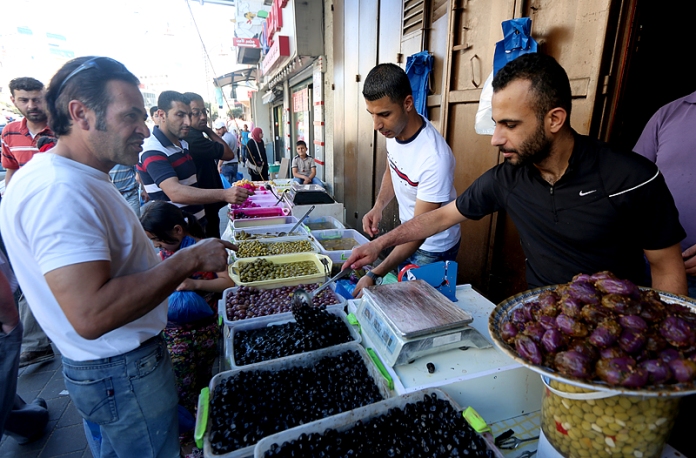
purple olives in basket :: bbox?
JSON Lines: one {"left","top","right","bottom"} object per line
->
{"left": 542, "top": 329, "right": 564, "bottom": 353}
{"left": 523, "top": 322, "right": 546, "bottom": 343}
{"left": 501, "top": 322, "right": 519, "bottom": 344}
{"left": 556, "top": 314, "right": 589, "bottom": 337}
{"left": 588, "top": 320, "right": 621, "bottom": 349}
{"left": 660, "top": 316, "right": 694, "bottom": 348}
{"left": 619, "top": 315, "right": 648, "bottom": 332}
{"left": 596, "top": 356, "right": 636, "bottom": 386}
{"left": 640, "top": 359, "right": 673, "bottom": 384}
{"left": 555, "top": 351, "right": 593, "bottom": 379}
{"left": 618, "top": 328, "right": 647, "bottom": 354}
{"left": 515, "top": 335, "right": 542, "bottom": 365}
{"left": 595, "top": 278, "right": 641, "bottom": 299}
{"left": 668, "top": 359, "right": 696, "bottom": 383}
{"left": 566, "top": 281, "right": 600, "bottom": 305}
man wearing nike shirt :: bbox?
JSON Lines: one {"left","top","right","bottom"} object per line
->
{"left": 345, "top": 54, "right": 687, "bottom": 294}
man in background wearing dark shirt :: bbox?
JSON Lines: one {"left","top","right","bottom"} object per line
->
{"left": 182, "top": 92, "right": 236, "bottom": 238}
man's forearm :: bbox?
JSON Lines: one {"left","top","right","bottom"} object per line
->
{"left": 646, "top": 244, "right": 688, "bottom": 295}
{"left": 370, "top": 241, "right": 423, "bottom": 277}
{"left": 205, "top": 128, "right": 235, "bottom": 160}
{"left": 162, "top": 184, "right": 227, "bottom": 205}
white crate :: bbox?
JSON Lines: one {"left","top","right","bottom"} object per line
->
{"left": 302, "top": 215, "right": 345, "bottom": 231}
{"left": 203, "top": 343, "right": 393, "bottom": 458}
{"left": 312, "top": 229, "right": 370, "bottom": 263}
{"left": 231, "top": 215, "right": 298, "bottom": 230}
{"left": 253, "top": 388, "right": 504, "bottom": 458}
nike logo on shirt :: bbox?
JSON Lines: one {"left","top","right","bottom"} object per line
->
{"left": 579, "top": 189, "right": 597, "bottom": 196}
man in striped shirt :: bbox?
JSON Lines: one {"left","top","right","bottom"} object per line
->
{"left": 137, "top": 91, "right": 250, "bottom": 229}
{"left": 1, "top": 78, "right": 54, "bottom": 186}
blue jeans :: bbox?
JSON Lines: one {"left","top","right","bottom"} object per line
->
{"left": 0, "top": 322, "right": 22, "bottom": 438}
{"left": 293, "top": 177, "right": 323, "bottom": 186}
{"left": 400, "top": 238, "right": 462, "bottom": 271}
{"left": 221, "top": 163, "right": 239, "bottom": 186}
{"left": 688, "top": 275, "right": 696, "bottom": 300}
{"left": 61, "top": 334, "right": 179, "bottom": 458}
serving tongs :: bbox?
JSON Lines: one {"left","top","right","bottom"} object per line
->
{"left": 292, "top": 268, "right": 352, "bottom": 307}
{"left": 277, "top": 205, "right": 315, "bottom": 237}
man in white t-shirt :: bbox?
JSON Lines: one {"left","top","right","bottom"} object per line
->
{"left": 0, "top": 56, "right": 234, "bottom": 457}
{"left": 214, "top": 119, "right": 239, "bottom": 184}
{"left": 353, "top": 63, "right": 461, "bottom": 296}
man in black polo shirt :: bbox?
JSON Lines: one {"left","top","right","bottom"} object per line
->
{"left": 182, "top": 92, "right": 237, "bottom": 238}
{"left": 345, "top": 53, "right": 687, "bottom": 295}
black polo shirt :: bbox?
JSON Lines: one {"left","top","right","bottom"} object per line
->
{"left": 184, "top": 128, "right": 226, "bottom": 211}
{"left": 455, "top": 132, "right": 685, "bottom": 288}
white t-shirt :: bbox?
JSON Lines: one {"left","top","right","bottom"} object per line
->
{"left": 221, "top": 131, "right": 239, "bottom": 164}
{"left": 386, "top": 117, "right": 461, "bottom": 253}
{"left": 0, "top": 153, "right": 166, "bottom": 361}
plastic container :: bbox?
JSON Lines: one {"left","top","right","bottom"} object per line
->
{"left": 218, "top": 282, "right": 347, "bottom": 328}
{"left": 232, "top": 224, "right": 310, "bottom": 243}
{"left": 229, "top": 206, "right": 289, "bottom": 221}
{"left": 540, "top": 375, "right": 680, "bottom": 458}
{"left": 231, "top": 215, "right": 298, "bottom": 229}
{"left": 225, "top": 306, "right": 362, "bottom": 369}
{"left": 312, "top": 229, "right": 370, "bottom": 262}
{"left": 231, "top": 238, "right": 322, "bottom": 260}
{"left": 203, "top": 343, "right": 392, "bottom": 458}
{"left": 303, "top": 216, "right": 345, "bottom": 231}
{"left": 253, "top": 388, "right": 504, "bottom": 458}
{"left": 228, "top": 253, "right": 332, "bottom": 288}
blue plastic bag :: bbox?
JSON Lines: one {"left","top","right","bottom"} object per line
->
{"left": 493, "top": 18, "right": 538, "bottom": 76}
{"left": 220, "top": 173, "right": 231, "bottom": 189}
{"left": 405, "top": 50, "right": 433, "bottom": 119}
{"left": 167, "top": 290, "right": 214, "bottom": 324}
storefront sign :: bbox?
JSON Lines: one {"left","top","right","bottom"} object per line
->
{"left": 262, "top": 35, "right": 290, "bottom": 75}
{"left": 233, "top": 37, "right": 261, "bottom": 48}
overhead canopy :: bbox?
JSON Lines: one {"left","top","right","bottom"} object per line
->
{"left": 213, "top": 68, "right": 258, "bottom": 87}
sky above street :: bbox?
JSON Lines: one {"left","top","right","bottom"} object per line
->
{"left": 2, "top": 0, "right": 236, "bottom": 100}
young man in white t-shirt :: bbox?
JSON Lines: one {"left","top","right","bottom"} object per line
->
{"left": 353, "top": 63, "right": 461, "bottom": 296}
{"left": 0, "top": 56, "right": 235, "bottom": 456}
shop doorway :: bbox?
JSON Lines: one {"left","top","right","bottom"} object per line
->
{"left": 272, "top": 104, "right": 284, "bottom": 163}
{"left": 291, "top": 82, "right": 313, "bottom": 150}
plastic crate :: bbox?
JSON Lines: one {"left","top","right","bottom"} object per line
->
{"left": 225, "top": 306, "right": 361, "bottom": 369}
{"left": 203, "top": 343, "right": 393, "bottom": 458}
{"left": 228, "top": 253, "right": 332, "bottom": 288}
{"left": 231, "top": 215, "right": 298, "bottom": 229}
{"left": 218, "top": 283, "right": 347, "bottom": 328}
{"left": 229, "top": 206, "right": 289, "bottom": 221}
{"left": 231, "top": 238, "right": 322, "bottom": 260}
{"left": 253, "top": 388, "right": 504, "bottom": 458}
{"left": 232, "top": 224, "right": 310, "bottom": 243}
{"left": 312, "top": 229, "right": 370, "bottom": 263}
{"left": 303, "top": 216, "right": 345, "bottom": 231}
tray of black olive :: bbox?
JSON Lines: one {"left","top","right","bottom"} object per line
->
{"left": 227, "top": 304, "right": 360, "bottom": 369}
{"left": 489, "top": 271, "right": 696, "bottom": 396}
{"left": 204, "top": 343, "right": 392, "bottom": 457}
{"left": 254, "top": 388, "right": 503, "bottom": 458}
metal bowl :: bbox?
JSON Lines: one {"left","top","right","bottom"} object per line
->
{"left": 489, "top": 285, "right": 696, "bottom": 397}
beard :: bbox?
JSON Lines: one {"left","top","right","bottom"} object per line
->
{"left": 500, "top": 121, "right": 552, "bottom": 167}
{"left": 23, "top": 109, "right": 48, "bottom": 123}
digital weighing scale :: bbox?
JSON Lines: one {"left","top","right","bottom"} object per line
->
{"left": 285, "top": 182, "right": 336, "bottom": 205}
{"left": 357, "top": 280, "right": 492, "bottom": 366}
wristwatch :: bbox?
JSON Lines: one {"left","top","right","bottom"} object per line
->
{"left": 366, "top": 270, "right": 383, "bottom": 285}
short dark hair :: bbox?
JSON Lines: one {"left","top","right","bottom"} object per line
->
{"left": 9, "top": 77, "right": 44, "bottom": 96}
{"left": 492, "top": 53, "right": 572, "bottom": 122}
{"left": 362, "top": 63, "right": 412, "bottom": 104}
{"left": 183, "top": 92, "right": 203, "bottom": 104}
{"left": 158, "top": 91, "right": 190, "bottom": 113}
{"left": 140, "top": 201, "right": 204, "bottom": 244}
{"left": 296, "top": 140, "right": 307, "bottom": 148}
{"left": 149, "top": 105, "right": 159, "bottom": 118}
{"left": 45, "top": 56, "right": 139, "bottom": 136}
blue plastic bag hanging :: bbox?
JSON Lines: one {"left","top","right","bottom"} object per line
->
{"left": 405, "top": 51, "right": 433, "bottom": 119}
{"left": 493, "top": 18, "right": 538, "bottom": 76}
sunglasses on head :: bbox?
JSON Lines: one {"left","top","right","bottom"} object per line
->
{"left": 56, "top": 57, "right": 130, "bottom": 97}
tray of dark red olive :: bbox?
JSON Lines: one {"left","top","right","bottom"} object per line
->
{"left": 254, "top": 388, "right": 503, "bottom": 458}
{"left": 204, "top": 343, "right": 392, "bottom": 457}
{"left": 227, "top": 304, "right": 360, "bottom": 369}
{"left": 489, "top": 271, "right": 696, "bottom": 396}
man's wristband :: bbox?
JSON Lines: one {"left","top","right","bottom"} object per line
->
{"left": 366, "top": 270, "right": 383, "bottom": 285}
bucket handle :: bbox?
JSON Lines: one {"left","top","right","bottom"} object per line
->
{"left": 541, "top": 375, "right": 618, "bottom": 400}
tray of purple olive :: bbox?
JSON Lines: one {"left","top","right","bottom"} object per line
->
{"left": 489, "top": 271, "right": 696, "bottom": 396}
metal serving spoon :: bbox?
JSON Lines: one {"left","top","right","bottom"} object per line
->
{"left": 278, "top": 205, "right": 315, "bottom": 237}
{"left": 292, "top": 268, "right": 352, "bottom": 307}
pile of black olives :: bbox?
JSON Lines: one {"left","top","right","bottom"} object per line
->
{"left": 226, "top": 284, "right": 341, "bottom": 321}
{"left": 238, "top": 258, "right": 319, "bottom": 282}
{"left": 208, "top": 350, "right": 384, "bottom": 454}
{"left": 233, "top": 305, "right": 354, "bottom": 366}
{"left": 263, "top": 393, "right": 494, "bottom": 457}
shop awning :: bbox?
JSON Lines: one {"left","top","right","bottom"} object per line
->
{"left": 213, "top": 68, "right": 258, "bottom": 87}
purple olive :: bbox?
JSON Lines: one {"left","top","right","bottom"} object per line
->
{"left": 572, "top": 273, "right": 592, "bottom": 283}
{"left": 660, "top": 316, "right": 694, "bottom": 348}
{"left": 600, "top": 346, "right": 627, "bottom": 360}
{"left": 542, "top": 329, "right": 564, "bottom": 353}
{"left": 619, "top": 315, "right": 648, "bottom": 333}
{"left": 559, "top": 296, "right": 583, "bottom": 318}
{"left": 640, "top": 359, "right": 672, "bottom": 384}
{"left": 523, "top": 322, "right": 546, "bottom": 343}
{"left": 618, "top": 328, "right": 646, "bottom": 354}
{"left": 596, "top": 356, "right": 636, "bottom": 386}
{"left": 538, "top": 315, "right": 557, "bottom": 330}
{"left": 595, "top": 278, "right": 641, "bottom": 299}
{"left": 645, "top": 332, "right": 668, "bottom": 353}
{"left": 581, "top": 304, "right": 613, "bottom": 325}
{"left": 556, "top": 314, "right": 589, "bottom": 337}
{"left": 601, "top": 294, "right": 635, "bottom": 314}
{"left": 510, "top": 308, "right": 530, "bottom": 325}
{"left": 555, "top": 351, "right": 593, "bottom": 379}
{"left": 515, "top": 335, "right": 542, "bottom": 365}
{"left": 567, "top": 281, "right": 600, "bottom": 305}
{"left": 589, "top": 323, "right": 620, "bottom": 349}
{"left": 621, "top": 367, "right": 649, "bottom": 388}
{"left": 668, "top": 359, "right": 696, "bottom": 383}
{"left": 568, "top": 339, "right": 599, "bottom": 362}
{"left": 501, "top": 322, "right": 519, "bottom": 344}
{"left": 590, "top": 271, "right": 617, "bottom": 282}
{"left": 538, "top": 292, "right": 560, "bottom": 317}
{"left": 659, "top": 348, "right": 682, "bottom": 363}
